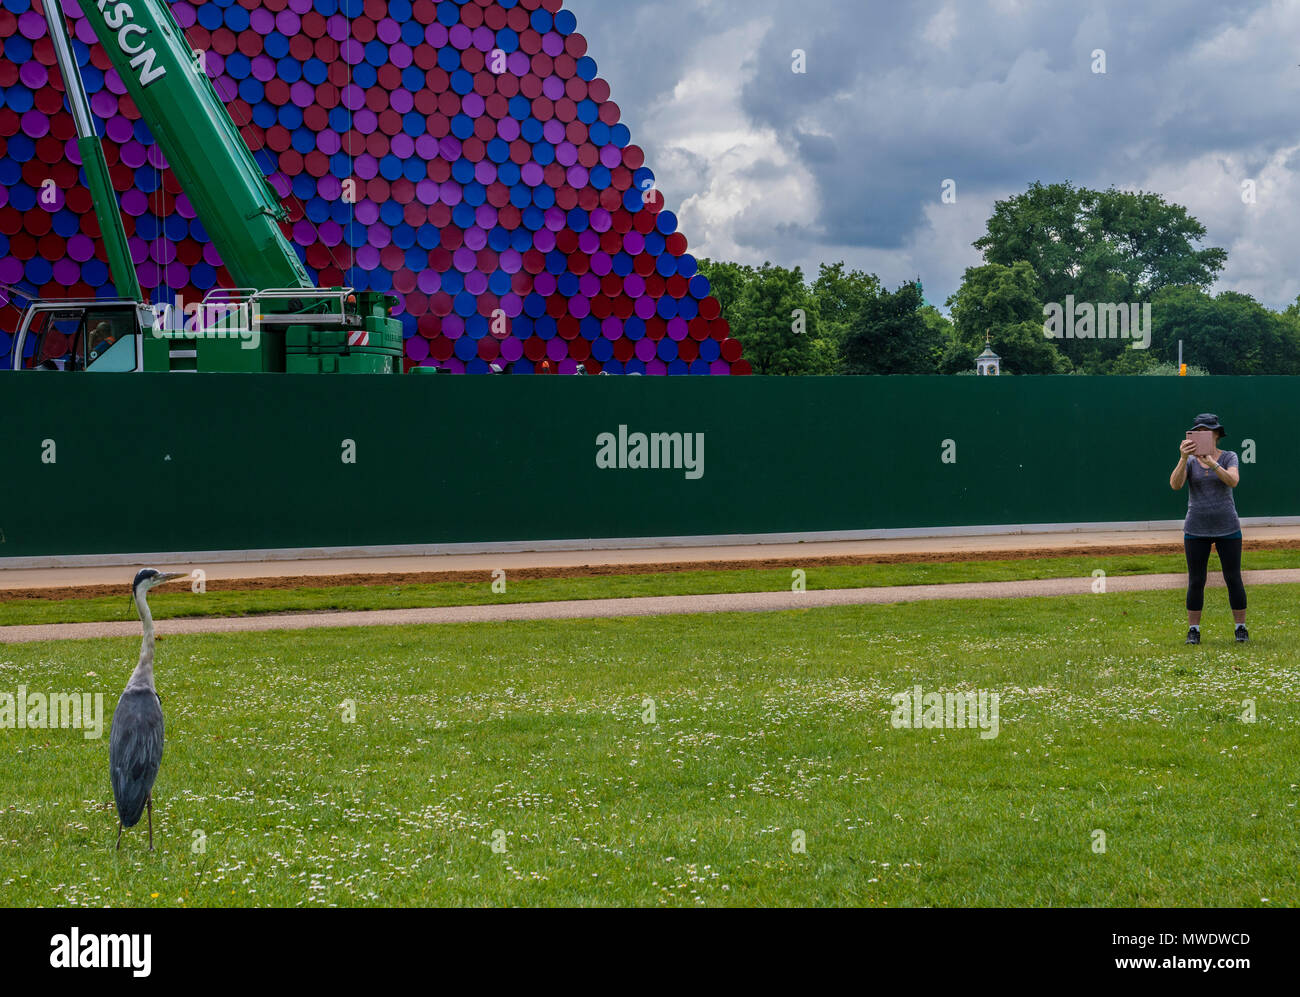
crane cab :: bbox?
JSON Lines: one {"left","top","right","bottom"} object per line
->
{"left": 8, "top": 288, "right": 401, "bottom": 373}
{"left": 9, "top": 299, "right": 166, "bottom": 372}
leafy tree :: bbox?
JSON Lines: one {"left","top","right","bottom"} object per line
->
{"left": 946, "top": 262, "right": 1069, "bottom": 374}
{"left": 716, "top": 261, "right": 821, "bottom": 375}
{"left": 938, "top": 338, "right": 977, "bottom": 374}
{"left": 1281, "top": 293, "right": 1300, "bottom": 324}
{"left": 1272, "top": 296, "right": 1300, "bottom": 374}
{"left": 972, "top": 182, "right": 1226, "bottom": 370}
{"left": 1139, "top": 360, "right": 1208, "bottom": 376}
{"left": 696, "top": 259, "right": 754, "bottom": 325}
{"left": 975, "top": 182, "right": 1226, "bottom": 302}
{"left": 806, "top": 335, "right": 840, "bottom": 375}
{"left": 1097, "top": 349, "right": 1208, "bottom": 375}
{"left": 1149, "top": 286, "right": 1300, "bottom": 374}
{"left": 699, "top": 259, "right": 841, "bottom": 374}
{"left": 1108, "top": 345, "right": 1158, "bottom": 374}
{"left": 919, "top": 304, "right": 953, "bottom": 338}
{"left": 811, "top": 262, "right": 879, "bottom": 360}
{"left": 840, "top": 279, "right": 941, "bottom": 374}
{"left": 920, "top": 305, "right": 972, "bottom": 374}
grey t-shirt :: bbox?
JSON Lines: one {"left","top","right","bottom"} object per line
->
{"left": 1183, "top": 450, "right": 1240, "bottom": 537}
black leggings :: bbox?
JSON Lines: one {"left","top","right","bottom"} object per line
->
{"left": 1184, "top": 536, "right": 1247, "bottom": 612}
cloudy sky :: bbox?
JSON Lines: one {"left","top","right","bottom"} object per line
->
{"left": 565, "top": 0, "right": 1300, "bottom": 312}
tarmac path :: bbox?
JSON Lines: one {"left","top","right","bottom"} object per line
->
{"left": 4, "top": 568, "right": 1297, "bottom": 644}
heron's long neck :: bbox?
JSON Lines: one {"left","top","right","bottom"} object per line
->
{"left": 130, "top": 589, "right": 156, "bottom": 691}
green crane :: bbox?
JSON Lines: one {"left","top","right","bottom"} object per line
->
{"left": 10, "top": 0, "right": 403, "bottom": 374}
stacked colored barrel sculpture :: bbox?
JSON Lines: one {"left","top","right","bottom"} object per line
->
{"left": 0, "top": 0, "right": 749, "bottom": 374}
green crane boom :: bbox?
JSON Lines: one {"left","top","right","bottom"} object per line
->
{"left": 45, "top": 0, "right": 142, "bottom": 302}
{"left": 76, "top": 0, "right": 312, "bottom": 291}
{"left": 12, "top": 0, "right": 402, "bottom": 375}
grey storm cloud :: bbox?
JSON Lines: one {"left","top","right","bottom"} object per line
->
{"left": 564, "top": 0, "right": 1300, "bottom": 309}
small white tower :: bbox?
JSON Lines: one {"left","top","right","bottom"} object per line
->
{"left": 975, "top": 331, "right": 1000, "bottom": 376}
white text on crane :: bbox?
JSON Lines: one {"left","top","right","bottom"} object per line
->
{"left": 96, "top": 0, "right": 167, "bottom": 88}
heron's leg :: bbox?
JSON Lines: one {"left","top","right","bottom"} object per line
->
{"left": 116, "top": 821, "right": 123, "bottom": 851}
{"left": 147, "top": 794, "right": 153, "bottom": 851}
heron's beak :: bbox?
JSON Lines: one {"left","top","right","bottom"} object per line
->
{"left": 156, "top": 572, "right": 187, "bottom": 585}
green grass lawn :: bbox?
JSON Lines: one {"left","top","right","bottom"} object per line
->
{"left": 6, "top": 548, "right": 1300, "bottom": 627}
{"left": 1, "top": 583, "right": 1296, "bottom": 907}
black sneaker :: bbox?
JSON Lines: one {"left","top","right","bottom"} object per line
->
{"left": 1235, "top": 624, "right": 1249, "bottom": 643}
{"left": 1185, "top": 627, "right": 1201, "bottom": 645}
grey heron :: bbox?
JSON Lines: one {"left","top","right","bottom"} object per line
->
{"left": 110, "top": 568, "right": 185, "bottom": 850}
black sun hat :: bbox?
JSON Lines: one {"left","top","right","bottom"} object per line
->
{"left": 1189, "top": 412, "right": 1226, "bottom": 437}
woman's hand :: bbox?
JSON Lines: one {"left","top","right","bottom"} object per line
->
{"left": 1171, "top": 441, "right": 1193, "bottom": 490}
{"left": 1195, "top": 453, "right": 1217, "bottom": 471}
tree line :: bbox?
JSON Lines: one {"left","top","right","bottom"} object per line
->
{"left": 703, "top": 181, "right": 1300, "bottom": 375}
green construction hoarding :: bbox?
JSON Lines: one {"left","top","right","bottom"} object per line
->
{"left": 0, "top": 375, "right": 1293, "bottom": 559}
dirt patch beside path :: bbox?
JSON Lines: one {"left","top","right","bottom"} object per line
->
{"left": 5, "top": 539, "right": 1299, "bottom": 603}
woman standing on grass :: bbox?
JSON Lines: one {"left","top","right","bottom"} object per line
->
{"left": 1170, "top": 413, "right": 1247, "bottom": 645}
